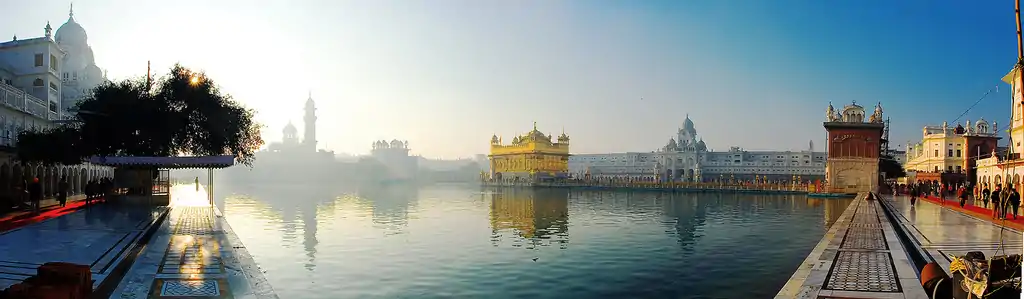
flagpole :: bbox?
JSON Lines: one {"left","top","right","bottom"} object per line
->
{"left": 145, "top": 61, "right": 150, "bottom": 91}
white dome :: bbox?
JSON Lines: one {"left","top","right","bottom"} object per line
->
{"left": 55, "top": 7, "right": 87, "bottom": 45}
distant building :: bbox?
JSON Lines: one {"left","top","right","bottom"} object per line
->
{"left": 904, "top": 120, "right": 998, "bottom": 187}
{"left": 568, "top": 115, "right": 826, "bottom": 182}
{"left": 371, "top": 139, "right": 418, "bottom": 182}
{"left": 488, "top": 122, "right": 570, "bottom": 181}
{"left": 266, "top": 92, "right": 321, "bottom": 154}
{"left": 883, "top": 148, "right": 906, "bottom": 165}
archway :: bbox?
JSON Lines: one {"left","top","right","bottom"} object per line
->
{"left": 79, "top": 168, "right": 87, "bottom": 194}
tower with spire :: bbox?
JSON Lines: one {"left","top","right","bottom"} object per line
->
{"left": 303, "top": 91, "right": 317, "bottom": 151}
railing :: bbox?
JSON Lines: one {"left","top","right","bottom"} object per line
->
{"left": 0, "top": 81, "right": 52, "bottom": 120}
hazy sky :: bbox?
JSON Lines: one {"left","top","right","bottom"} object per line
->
{"left": 1, "top": 0, "right": 1018, "bottom": 158}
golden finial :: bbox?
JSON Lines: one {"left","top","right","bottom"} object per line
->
{"left": 533, "top": 121, "right": 537, "bottom": 131}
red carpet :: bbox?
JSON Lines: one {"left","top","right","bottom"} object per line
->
{"left": 0, "top": 198, "right": 105, "bottom": 233}
{"left": 918, "top": 195, "right": 1024, "bottom": 230}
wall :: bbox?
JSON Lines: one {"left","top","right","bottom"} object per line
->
{"left": 826, "top": 126, "right": 883, "bottom": 159}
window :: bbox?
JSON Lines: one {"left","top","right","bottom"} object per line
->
{"left": 32, "top": 78, "right": 43, "bottom": 87}
{"left": 947, "top": 166, "right": 953, "bottom": 172}
{"left": 956, "top": 150, "right": 961, "bottom": 157}
{"left": 947, "top": 149, "right": 953, "bottom": 157}
{"left": 49, "top": 54, "right": 57, "bottom": 71}
{"left": 934, "top": 150, "right": 939, "bottom": 157}
{"left": 49, "top": 82, "right": 58, "bottom": 91}
{"left": 955, "top": 166, "right": 962, "bottom": 173}
{"left": 34, "top": 54, "right": 43, "bottom": 67}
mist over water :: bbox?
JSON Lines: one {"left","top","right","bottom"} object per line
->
{"left": 213, "top": 181, "right": 852, "bottom": 299}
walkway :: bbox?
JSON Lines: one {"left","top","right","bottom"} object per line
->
{"left": 883, "top": 195, "right": 1022, "bottom": 276}
{"left": 108, "top": 204, "right": 278, "bottom": 298}
{"left": 0, "top": 203, "right": 166, "bottom": 291}
{"left": 776, "top": 194, "right": 927, "bottom": 299}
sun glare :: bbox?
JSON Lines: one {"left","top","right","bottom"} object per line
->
{"left": 170, "top": 183, "right": 211, "bottom": 207}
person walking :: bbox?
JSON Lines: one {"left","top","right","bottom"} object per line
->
{"left": 1012, "top": 188, "right": 1021, "bottom": 220}
{"left": 57, "top": 176, "right": 69, "bottom": 207}
{"left": 993, "top": 184, "right": 1003, "bottom": 219}
{"left": 28, "top": 177, "right": 42, "bottom": 214}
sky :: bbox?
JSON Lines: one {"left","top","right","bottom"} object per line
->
{"left": 1, "top": 0, "right": 1019, "bottom": 159}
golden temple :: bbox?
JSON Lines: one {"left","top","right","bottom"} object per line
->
{"left": 488, "top": 122, "right": 571, "bottom": 181}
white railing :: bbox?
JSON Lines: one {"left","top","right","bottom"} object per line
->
{"left": 0, "top": 81, "right": 52, "bottom": 120}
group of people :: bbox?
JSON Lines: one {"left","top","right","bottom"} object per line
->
{"left": 978, "top": 183, "right": 1021, "bottom": 220}
{"left": 904, "top": 182, "right": 1022, "bottom": 220}
{"left": 5, "top": 176, "right": 113, "bottom": 215}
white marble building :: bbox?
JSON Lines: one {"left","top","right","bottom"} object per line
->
{"left": 55, "top": 5, "right": 106, "bottom": 116}
{"left": 569, "top": 116, "right": 827, "bottom": 182}
{"left": 0, "top": 21, "right": 64, "bottom": 146}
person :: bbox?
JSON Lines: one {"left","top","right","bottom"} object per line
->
{"left": 84, "top": 180, "right": 94, "bottom": 206}
{"left": 993, "top": 184, "right": 1003, "bottom": 219}
{"left": 195, "top": 177, "right": 200, "bottom": 192}
{"left": 57, "top": 176, "right": 69, "bottom": 207}
{"left": 958, "top": 186, "right": 967, "bottom": 208}
{"left": 1011, "top": 187, "right": 1021, "bottom": 220}
{"left": 910, "top": 184, "right": 918, "bottom": 206}
{"left": 982, "top": 184, "right": 991, "bottom": 209}
{"left": 28, "top": 177, "right": 42, "bottom": 214}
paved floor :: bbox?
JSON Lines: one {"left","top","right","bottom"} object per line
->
{"left": 883, "top": 195, "right": 1023, "bottom": 275}
{"left": 777, "top": 194, "right": 927, "bottom": 299}
{"left": 0, "top": 204, "right": 165, "bottom": 290}
{"left": 108, "top": 206, "right": 278, "bottom": 299}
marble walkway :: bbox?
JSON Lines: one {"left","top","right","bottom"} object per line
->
{"left": 0, "top": 204, "right": 166, "bottom": 291}
{"left": 776, "top": 194, "right": 927, "bottom": 299}
{"left": 108, "top": 206, "right": 278, "bottom": 299}
{"left": 882, "top": 195, "right": 1023, "bottom": 276}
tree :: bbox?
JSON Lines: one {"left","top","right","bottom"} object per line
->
{"left": 879, "top": 155, "right": 906, "bottom": 179}
{"left": 17, "top": 64, "right": 264, "bottom": 166}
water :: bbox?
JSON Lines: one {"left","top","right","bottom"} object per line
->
{"left": 214, "top": 183, "right": 852, "bottom": 299}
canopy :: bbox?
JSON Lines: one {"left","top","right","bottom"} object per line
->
{"left": 88, "top": 155, "right": 235, "bottom": 169}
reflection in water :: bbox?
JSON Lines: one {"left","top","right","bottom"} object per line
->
{"left": 357, "top": 184, "right": 419, "bottom": 232}
{"left": 220, "top": 184, "right": 854, "bottom": 299}
{"left": 488, "top": 188, "right": 569, "bottom": 249}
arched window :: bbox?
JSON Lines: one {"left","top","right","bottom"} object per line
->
{"left": 32, "top": 78, "right": 43, "bottom": 87}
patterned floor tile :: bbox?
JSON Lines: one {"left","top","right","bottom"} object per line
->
{"left": 149, "top": 278, "right": 232, "bottom": 298}
{"left": 825, "top": 250, "right": 900, "bottom": 292}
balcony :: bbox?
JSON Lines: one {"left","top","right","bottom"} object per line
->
{"left": 0, "top": 81, "right": 52, "bottom": 120}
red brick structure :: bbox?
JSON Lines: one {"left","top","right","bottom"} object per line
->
{"left": 824, "top": 101, "right": 886, "bottom": 193}
{"left": 963, "top": 134, "right": 1000, "bottom": 187}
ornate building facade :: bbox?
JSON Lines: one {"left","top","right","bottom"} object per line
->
{"left": 488, "top": 122, "right": 570, "bottom": 181}
{"left": 823, "top": 101, "right": 885, "bottom": 193}
{"left": 0, "top": 5, "right": 114, "bottom": 201}
{"left": 568, "top": 115, "right": 826, "bottom": 182}
{"left": 904, "top": 120, "right": 999, "bottom": 187}
{"left": 975, "top": 66, "right": 1024, "bottom": 190}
